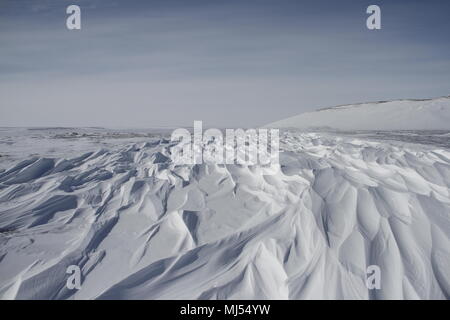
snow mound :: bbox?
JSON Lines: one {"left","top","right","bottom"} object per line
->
{"left": 266, "top": 96, "right": 450, "bottom": 131}
{"left": 0, "top": 131, "right": 449, "bottom": 299}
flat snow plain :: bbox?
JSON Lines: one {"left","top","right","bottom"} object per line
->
{"left": 0, "top": 127, "right": 449, "bottom": 299}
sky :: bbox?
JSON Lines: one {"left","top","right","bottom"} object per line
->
{"left": 1, "top": 0, "right": 450, "bottom": 128}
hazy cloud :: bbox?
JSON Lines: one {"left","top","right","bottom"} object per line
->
{"left": 1, "top": 0, "right": 450, "bottom": 127}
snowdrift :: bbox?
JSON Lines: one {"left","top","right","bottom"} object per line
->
{"left": 0, "top": 129, "right": 449, "bottom": 299}
{"left": 266, "top": 96, "right": 450, "bottom": 131}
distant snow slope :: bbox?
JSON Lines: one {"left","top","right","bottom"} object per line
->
{"left": 266, "top": 96, "right": 450, "bottom": 130}
{"left": 0, "top": 129, "right": 449, "bottom": 299}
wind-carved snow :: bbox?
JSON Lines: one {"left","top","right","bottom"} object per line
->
{"left": 267, "top": 96, "right": 450, "bottom": 130}
{"left": 0, "top": 130, "right": 449, "bottom": 299}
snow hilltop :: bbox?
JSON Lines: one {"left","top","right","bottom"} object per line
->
{"left": 266, "top": 96, "right": 450, "bottom": 131}
{"left": 0, "top": 128, "right": 449, "bottom": 299}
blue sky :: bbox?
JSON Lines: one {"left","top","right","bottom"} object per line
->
{"left": 1, "top": 0, "right": 450, "bottom": 127}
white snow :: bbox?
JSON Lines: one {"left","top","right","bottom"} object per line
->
{"left": 0, "top": 127, "right": 449, "bottom": 299}
{"left": 266, "top": 96, "right": 450, "bottom": 131}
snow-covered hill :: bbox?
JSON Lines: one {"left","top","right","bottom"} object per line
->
{"left": 266, "top": 96, "right": 450, "bottom": 131}
{"left": 0, "top": 128, "right": 449, "bottom": 299}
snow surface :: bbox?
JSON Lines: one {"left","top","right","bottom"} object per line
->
{"left": 0, "top": 127, "right": 449, "bottom": 299}
{"left": 266, "top": 96, "right": 450, "bottom": 131}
